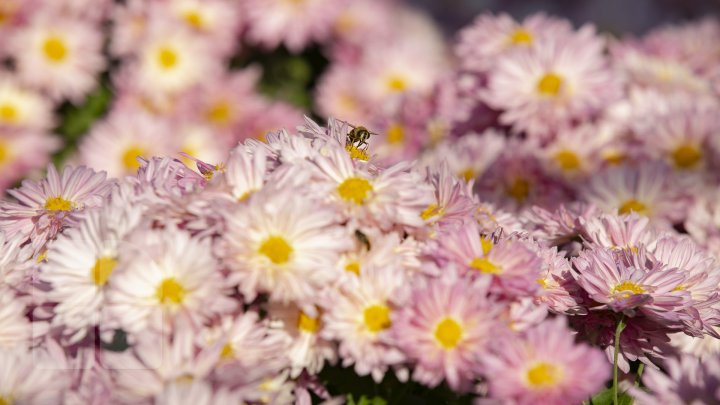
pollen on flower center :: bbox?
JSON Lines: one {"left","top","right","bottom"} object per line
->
{"left": 156, "top": 277, "right": 186, "bottom": 304}
{"left": 469, "top": 257, "right": 502, "bottom": 274}
{"left": 337, "top": 177, "right": 373, "bottom": 205}
{"left": 618, "top": 199, "right": 647, "bottom": 215}
{"left": 386, "top": 75, "right": 408, "bottom": 92}
{"left": 460, "top": 168, "right": 475, "bottom": 182}
{"left": 509, "top": 28, "right": 534, "bottom": 45}
{"left": 0, "top": 395, "right": 12, "bottom": 405}
{"left": 344, "top": 261, "right": 360, "bottom": 275}
{"left": 612, "top": 280, "right": 645, "bottom": 297}
{"left": 0, "top": 103, "right": 18, "bottom": 122}
{"left": 91, "top": 256, "right": 117, "bottom": 286}
{"left": 207, "top": 100, "right": 232, "bottom": 125}
{"left": 420, "top": 203, "right": 444, "bottom": 220}
{"left": 363, "top": 304, "right": 391, "bottom": 332}
{"left": 526, "top": 362, "right": 563, "bottom": 388}
{"left": 506, "top": 177, "right": 530, "bottom": 202}
{"left": 183, "top": 11, "right": 205, "bottom": 29}
{"left": 671, "top": 144, "right": 702, "bottom": 169}
{"left": 386, "top": 123, "right": 405, "bottom": 145}
{"left": 258, "top": 236, "right": 293, "bottom": 264}
{"left": 43, "top": 36, "right": 68, "bottom": 62}
{"left": 554, "top": 149, "right": 581, "bottom": 171}
{"left": 345, "top": 144, "right": 369, "bottom": 161}
{"left": 435, "top": 317, "right": 463, "bottom": 349}
{"left": 480, "top": 237, "right": 494, "bottom": 254}
{"left": 297, "top": 311, "right": 320, "bottom": 333}
{"left": 0, "top": 140, "right": 8, "bottom": 165}
{"left": 157, "top": 47, "right": 179, "bottom": 69}
{"left": 220, "top": 343, "right": 235, "bottom": 359}
{"left": 537, "top": 72, "right": 564, "bottom": 96}
{"left": 45, "top": 196, "right": 73, "bottom": 211}
{"left": 122, "top": 145, "right": 146, "bottom": 170}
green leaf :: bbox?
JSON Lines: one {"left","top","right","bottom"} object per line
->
{"left": 347, "top": 394, "right": 387, "bottom": 405}
{"left": 590, "top": 387, "right": 634, "bottom": 405}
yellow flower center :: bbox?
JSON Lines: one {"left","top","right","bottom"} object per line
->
{"left": 182, "top": 10, "right": 205, "bottom": 29}
{"left": 206, "top": 100, "right": 233, "bottom": 125}
{"left": 386, "top": 75, "right": 408, "bottom": 92}
{"left": 157, "top": 47, "right": 179, "bottom": 70}
{"left": 434, "top": 317, "right": 463, "bottom": 349}
{"left": 43, "top": 36, "right": 68, "bottom": 62}
{"left": 506, "top": 177, "right": 530, "bottom": 203}
{"left": 220, "top": 343, "right": 235, "bottom": 359}
{"left": 469, "top": 257, "right": 502, "bottom": 274}
{"left": 526, "top": 362, "right": 563, "bottom": 388}
{"left": 44, "top": 196, "right": 73, "bottom": 211}
{"left": 337, "top": 177, "right": 373, "bottom": 205}
{"left": 386, "top": 123, "right": 405, "bottom": 145}
{"left": 554, "top": 149, "right": 581, "bottom": 171}
{"left": 0, "top": 395, "right": 12, "bottom": 405}
{"left": 258, "top": 236, "right": 293, "bottom": 264}
{"left": 537, "top": 278, "right": 550, "bottom": 289}
{"left": 420, "top": 203, "right": 444, "bottom": 221}
{"left": 0, "top": 103, "right": 18, "bottom": 123}
{"left": 603, "top": 150, "right": 626, "bottom": 165}
{"left": 460, "top": 168, "right": 475, "bottom": 182}
{"left": 537, "top": 72, "right": 563, "bottom": 96}
{"left": 618, "top": 199, "right": 647, "bottom": 216}
{"left": 480, "top": 237, "right": 494, "bottom": 255}
{"left": 122, "top": 146, "right": 146, "bottom": 171}
{"left": 612, "top": 280, "right": 645, "bottom": 298}
{"left": 671, "top": 144, "right": 702, "bottom": 169}
{"left": 509, "top": 28, "right": 534, "bottom": 45}
{"left": 345, "top": 144, "right": 369, "bottom": 161}
{"left": 363, "top": 304, "right": 391, "bottom": 332}
{"left": 0, "top": 139, "right": 9, "bottom": 165}
{"left": 344, "top": 261, "right": 360, "bottom": 275}
{"left": 297, "top": 311, "right": 320, "bottom": 333}
{"left": 91, "top": 256, "right": 117, "bottom": 286}
{"left": 237, "top": 189, "right": 255, "bottom": 202}
{"left": 156, "top": 277, "right": 186, "bottom": 304}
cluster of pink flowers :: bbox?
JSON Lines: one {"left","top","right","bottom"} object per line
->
{"left": 1, "top": 2, "right": 720, "bottom": 404}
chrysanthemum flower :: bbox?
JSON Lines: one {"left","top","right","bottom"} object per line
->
{"left": 455, "top": 12, "right": 572, "bottom": 73}
{"left": 581, "top": 163, "right": 686, "bottom": 225}
{"left": 9, "top": 14, "right": 104, "bottom": 102}
{"left": 106, "top": 227, "right": 235, "bottom": 335}
{"left": 686, "top": 190, "right": 720, "bottom": 258}
{"left": 393, "top": 275, "right": 505, "bottom": 391}
{"left": 0, "top": 287, "right": 32, "bottom": 348}
{"left": 0, "top": 165, "right": 114, "bottom": 253}
{"left": 523, "top": 203, "right": 598, "bottom": 247}
{"left": 540, "top": 124, "right": 606, "bottom": 180}
{"left": 0, "top": 76, "right": 54, "bottom": 131}
{"left": 482, "top": 317, "right": 610, "bottom": 405}
{"left": 420, "top": 130, "right": 505, "bottom": 184}
{"left": 629, "top": 354, "right": 720, "bottom": 405}
{"left": 483, "top": 25, "right": 620, "bottom": 138}
{"left": 321, "top": 265, "right": 407, "bottom": 382}
{"left": 41, "top": 200, "right": 142, "bottom": 343}
{"left": 222, "top": 185, "right": 353, "bottom": 304}
{"left": 419, "top": 163, "right": 477, "bottom": 231}
{"left": 243, "top": 0, "right": 346, "bottom": 53}
{"left": 79, "top": 111, "right": 176, "bottom": 177}
{"left": 579, "top": 213, "right": 658, "bottom": 252}
{"left": 165, "top": 0, "right": 241, "bottom": 57}
{"left": 0, "top": 345, "right": 72, "bottom": 404}
{"left": 572, "top": 247, "right": 690, "bottom": 322}
{"left": 533, "top": 246, "right": 585, "bottom": 314}
{"left": 312, "top": 145, "right": 434, "bottom": 230}
{"left": 0, "top": 128, "right": 60, "bottom": 191}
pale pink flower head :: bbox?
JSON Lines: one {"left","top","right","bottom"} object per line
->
{"left": 534, "top": 245, "right": 586, "bottom": 315}
{"left": 163, "top": 0, "right": 242, "bottom": 57}
{"left": 523, "top": 202, "right": 599, "bottom": 247}
{"left": 629, "top": 354, "right": 720, "bottom": 405}
{"left": 0, "top": 165, "right": 114, "bottom": 253}
{"left": 393, "top": 274, "right": 507, "bottom": 391}
{"left": 242, "top": 0, "right": 347, "bottom": 53}
{"left": 572, "top": 247, "right": 690, "bottom": 323}
{"left": 419, "top": 162, "right": 477, "bottom": 232}
{"left": 483, "top": 24, "right": 620, "bottom": 139}
{"left": 0, "top": 128, "right": 60, "bottom": 192}
{"left": 9, "top": 12, "right": 105, "bottom": 103}
{"left": 420, "top": 129, "right": 505, "bottom": 184}
{"left": 482, "top": 316, "right": 610, "bottom": 405}
{"left": 640, "top": 18, "right": 720, "bottom": 75}
{"left": 579, "top": 212, "right": 658, "bottom": 252}
{"left": 686, "top": 189, "right": 720, "bottom": 258}
{"left": 580, "top": 162, "right": 687, "bottom": 226}
{"left": 455, "top": 12, "right": 572, "bottom": 74}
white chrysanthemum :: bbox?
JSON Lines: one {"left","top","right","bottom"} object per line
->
{"left": 0, "top": 76, "right": 53, "bottom": 130}
{"left": 223, "top": 186, "right": 353, "bottom": 303}
{"left": 41, "top": 199, "right": 142, "bottom": 343}
{"left": 79, "top": 112, "right": 176, "bottom": 177}
{"left": 266, "top": 303, "right": 336, "bottom": 378}
{"left": 321, "top": 266, "right": 407, "bottom": 382}
{"left": 313, "top": 145, "right": 434, "bottom": 230}
{"left": 135, "top": 29, "right": 218, "bottom": 95}
{"left": 9, "top": 15, "right": 104, "bottom": 102}
{"left": 107, "top": 227, "right": 235, "bottom": 335}
{"left": 0, "top": 345, "right": 72, "bottom": 405}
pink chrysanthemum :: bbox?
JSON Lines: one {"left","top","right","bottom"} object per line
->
{"left": 629, "top": 354, "right": 720, "bottom": 405}
{"left": 0, "top": 165, "right": 114, "bottom": 253}
{"left": 482, "top": 317, "right": 610, "bottom": 405}
{"left": 393, "top": 275, "right": 506, "bottom": 391}
{"left": 483, "top": 25, "right": 620, "bottom": 138}
{"left": 579, "top": 213, "right": 658, "bottom": 252}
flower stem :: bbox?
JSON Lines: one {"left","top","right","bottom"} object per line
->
{"left": 613, "top": 314, "right": 626, "bottom": 405}
{"left": 635, "top": 363, "right": 644, "bottom": 387}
